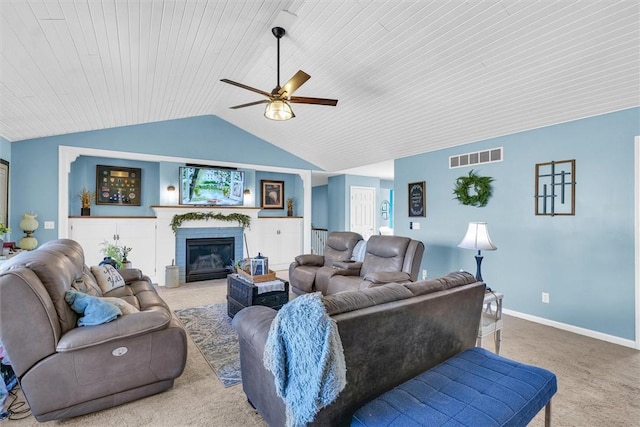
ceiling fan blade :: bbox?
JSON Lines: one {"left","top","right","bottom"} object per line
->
{"left": 289, "top": 96, "right": 338, "bottom": 106}
{"left": 221, "top": 79, "right": 272, "bottom": 98}
{"left": 229, "top": 100, "right": 269, "bottom": 109}
{"left": 278, "top": 70, "right": 311, "bottom": 97}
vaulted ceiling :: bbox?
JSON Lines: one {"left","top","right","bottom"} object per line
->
{"left": 1, "top": 1, "right": 638, "bottom": 179}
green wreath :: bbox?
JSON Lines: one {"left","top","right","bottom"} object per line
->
{"left": 453, "top": 170, "right": 494, "bottom": 207}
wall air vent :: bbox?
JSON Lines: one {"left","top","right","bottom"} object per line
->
{"left": 449, "top": 147, "right": 503, "bottom": 169}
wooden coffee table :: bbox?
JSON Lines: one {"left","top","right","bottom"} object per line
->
{"left": 226, "top": 273, "right": 289, "bottom": 318}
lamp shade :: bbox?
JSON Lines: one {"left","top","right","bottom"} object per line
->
{"left": 458, "top": 222, "right": 497, "bottom": 251}
{"left": 264, "top": 100, "right": 294, "bottom": 121}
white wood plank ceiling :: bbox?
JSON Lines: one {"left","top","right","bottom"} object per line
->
{"left": 1, "top": 1, "right": 638, "bottom": 176}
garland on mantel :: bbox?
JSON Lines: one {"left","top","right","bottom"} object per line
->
{"left": 170, "top": 212, "right": 251, "bottom": 233}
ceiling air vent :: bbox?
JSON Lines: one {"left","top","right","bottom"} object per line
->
{"left": 449, "top": 147, "right": 503, "bottom": 169}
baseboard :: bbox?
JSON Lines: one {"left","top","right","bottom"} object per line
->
{"left": 503, "top": 308, "right": 637, "bottom": 350}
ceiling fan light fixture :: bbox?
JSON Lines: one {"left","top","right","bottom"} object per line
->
{"left": 264, "top": 100, "right": 294, "bottom": 121}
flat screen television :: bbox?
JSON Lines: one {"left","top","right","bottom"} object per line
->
{"left": 179, "top": 166, "right": 245, "bottom": 206}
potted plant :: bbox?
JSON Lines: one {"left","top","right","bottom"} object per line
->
{"left": 99, "top": 241, "right": 135, "bottom": 269}
{"left": 77, "top": 187, "right": 95, "bottom": 216}
{"left": 0, "top": 223, "right": 10, "bottom": 247}
{"left": 120, "top": 245, "right": 133, "bottom": 269}
{"left": 287, "top": 198, "right": 294, "bottom": 216}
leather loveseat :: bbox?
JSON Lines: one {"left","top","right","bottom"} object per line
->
{"left": 0, "top": 239, "right": 187, "bottom": 421}
{"left": 288, "top": 231, "right": 363, "bottom": 295}
{"left": 232, "top": 271, "right": 485, "bottom": 426}
{"left": 315, "top": 235, "right": 425, "bottom": 295}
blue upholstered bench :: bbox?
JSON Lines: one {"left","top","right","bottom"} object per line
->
{"left": 352, "top": 347, "right": 557, "bottom": 427}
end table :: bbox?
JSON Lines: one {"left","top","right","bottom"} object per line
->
{"left": 477, "top": 291, "right": 503, "bottom": 354}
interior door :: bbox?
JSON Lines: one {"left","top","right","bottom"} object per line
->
{"left": 350, "top": 186, "right": 376, "bottom": 240}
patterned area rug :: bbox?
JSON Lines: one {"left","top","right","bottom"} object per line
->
{"left": 174, "top": 303, "right": 241, "bottom": 387}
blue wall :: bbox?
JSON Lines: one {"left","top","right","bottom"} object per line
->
{"left": 255, "top": 171, "right": 303, "bottom": 217}
{"left": 312, "top": 185, "right": 329, "bottom": 229}
{"left": 394, "top": 107, "right": 640, "bottom": 341}
{"left": 9, "top": 115, "right": 318, "bottom": 242}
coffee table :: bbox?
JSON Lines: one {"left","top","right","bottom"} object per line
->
{"left": 226, "top": 273, "right": 289, "bottom": 318}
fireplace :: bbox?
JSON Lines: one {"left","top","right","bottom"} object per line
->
{"left": 186, "top": 237, "right": 234, "bottom": 282}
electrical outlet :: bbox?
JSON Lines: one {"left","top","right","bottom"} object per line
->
{"left": 44, "top": 221, "right": 55, "bottom": 229}
{"left": 542, "top": 292, "right": 550, "bottom": 303}
{"left": 422, "top": 269, "right": 428, "bottom": 280}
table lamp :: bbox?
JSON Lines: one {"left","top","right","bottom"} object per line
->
{"left": 457, "top": 222, "right": 496, "bottom": 282}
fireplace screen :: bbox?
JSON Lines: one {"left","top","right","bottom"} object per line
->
{"left": 186, "top": 237, "right": 234, "bottom": 282}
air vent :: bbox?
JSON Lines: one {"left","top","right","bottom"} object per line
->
{"left": 449, "top": 147, "right": 503, "bottom": 169}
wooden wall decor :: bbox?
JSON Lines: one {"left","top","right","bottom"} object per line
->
{"left": 535, "top": 159, "right": 576, "bottom": 216}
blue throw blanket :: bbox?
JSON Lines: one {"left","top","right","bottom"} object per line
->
{"left": 264, "top": 292, "right": 347, "bottom": 427}
{"left": 65, "top": 290, "right": 121, "bottom": 326}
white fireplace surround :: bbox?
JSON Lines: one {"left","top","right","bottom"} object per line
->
{"left": 58, "top": 146, "right": 312, "bottom": 285}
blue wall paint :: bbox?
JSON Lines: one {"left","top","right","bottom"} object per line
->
{"left": 69, "top": 156, "right": 159, "bottom": 216}
{"left": 9, "top": 115, "right": 317, "bottom": 242}
{"left": 394, "top": 107, "right": 640, "bottom": 340}
{"left": 312, "top": 185, "right": 329, "bottom": 229}
{"left": 255, "top": 171, "right": 303, "bottom": 217}
{"left": 328, "top": 175, "right": 346, "bottom": 233}
{"left": 0, "top": 136, "right": 10, "bottom": 162}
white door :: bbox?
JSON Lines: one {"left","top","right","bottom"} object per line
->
{"left": 350, "top": 186, "right": 376, "bottom": 240}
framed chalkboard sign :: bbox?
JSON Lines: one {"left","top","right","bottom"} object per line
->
{"left": 408, "top": 181, "right": 426, "bottom": 217}
{"left": 96, "top": 165, "right": 142, "bottom": 206}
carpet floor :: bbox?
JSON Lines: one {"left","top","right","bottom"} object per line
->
{"left": 174, "top": 304, "right": 240, "bottom": 387}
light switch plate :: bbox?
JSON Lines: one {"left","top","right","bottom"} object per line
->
{"left": 44, "top": 221, "right": 55, "bottom": 229}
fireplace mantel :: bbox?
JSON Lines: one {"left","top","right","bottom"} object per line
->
{"left": 151, "top": 206, "right": 272, "bottom": 285}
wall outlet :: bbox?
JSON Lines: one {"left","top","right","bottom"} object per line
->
{"left": 542, "top": 292, "right": 550, "bottom": 303}
{"left": 422, "top": 269, "right": 428, "bottom": 280}
{"left": 44, "top": 221, "right": 55, "bottom": 229}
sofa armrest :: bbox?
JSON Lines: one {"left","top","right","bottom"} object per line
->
{"left": 118, "top": 268, "right": 143, "bottom": 283}
{"left": 332, "top": 260, "right": 363, "bottom": 270}
{"left": 294, "top": 254, "right": 325, "bottom": 266}
{"left": 362, "top": 271, "right": 411, "bottom": 286}
{"left": 56, "top": 306, "right": 171, "bottom": 351}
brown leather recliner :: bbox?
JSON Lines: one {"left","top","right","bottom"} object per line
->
{"left": 0, "top": 239, "right": 187, "bottom": 422}
{"left": 315, "top": 235, "right": 425, "bottom": 295}
{"left": 288, "top": 231, "right": 363, "bottom": 295}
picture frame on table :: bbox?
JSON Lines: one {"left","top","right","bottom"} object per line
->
{"left": 261, "top": 180, "right": 284, "bottom": 209}
{"left": 96, "top": 165, "right": 142, "bottom": 206}
{"left": 408, "top": 181, "right": 426, "bottom": 217}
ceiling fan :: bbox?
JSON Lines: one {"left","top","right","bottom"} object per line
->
{"left": 220, "top": 27, "right": 338, "bottom": 121}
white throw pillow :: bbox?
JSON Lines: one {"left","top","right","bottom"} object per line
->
{"left": 100, "top": 297, "right": 139, "bottom": 315}
{"left": 90, "top": 265, "right": 126, "bottom": 293}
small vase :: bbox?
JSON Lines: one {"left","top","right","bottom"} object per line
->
{"left": 81, "top": 207, "right": 91, "bottom": 216}
{"left": 99, "top": 257, "right": 119, "bottom": 269}
{"left": 287, "top": 209, "right": 293, "bottom": 217}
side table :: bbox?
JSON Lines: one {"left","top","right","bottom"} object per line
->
{"left": 477, "top": 291, "right": 503, "bottom": 354}
{"left": 226, "top": 273, "right": 289, "bottom": 318}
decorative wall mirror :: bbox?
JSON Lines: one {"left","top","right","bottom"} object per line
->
{"left": 381, "top": 200, "right": 390, "bottom": 220}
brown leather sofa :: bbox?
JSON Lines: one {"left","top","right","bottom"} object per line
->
{"left": 315, "top": 235, "right": 425, "bottom": 295}
{"left": 0, "top": 239, "right": 187, "bottom": 422}
{"left": 232, "top": 271, "right": 485, "bottom": 426}
{"left": 288, "top": 231, "right": 363, "bottom": 295}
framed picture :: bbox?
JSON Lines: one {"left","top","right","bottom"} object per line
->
{"left": 0, "top": 159, "right": 8, "bottom": 226}
{"left": 408, "top": 181, "right": 426, "bottom": 217}
{"left": 96, "top": 165, "right": 142, "bottom": 206}
{"left": 261, "top": 180, "right": 284, "bottom": 209}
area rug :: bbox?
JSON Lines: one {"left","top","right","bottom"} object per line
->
{"left": 174, "top": 303, "right": 241, "bottom": 387}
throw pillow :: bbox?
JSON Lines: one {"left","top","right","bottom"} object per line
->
{"left": 351, "top": 240, "right": 367, "bottom": 262}
{"left": 65, "top": 290, "right": 121, "bottom": 326}
{"left": 100, "top": 297, "right": 139, "bottom": 315}
{"left": 71, "top": 271, "right": 103, "bottom": 297}
{"left": 90, "top": 265, "right": 126, "bottom": 293}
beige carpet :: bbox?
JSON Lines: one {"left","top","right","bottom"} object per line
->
{"left": 6, "top": 277, "right": 639, "bottom": 426}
